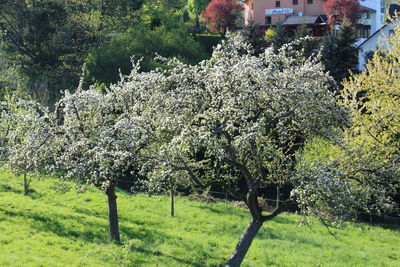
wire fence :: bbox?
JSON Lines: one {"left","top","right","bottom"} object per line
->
{"left": 180, "top": 187, "right": 400, "bottom": 224}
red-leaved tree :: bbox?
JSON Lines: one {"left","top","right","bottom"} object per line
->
{"left": 323, "top": 0, "right": 363, "bottom": 25}
{"left": 201, "top": 0, "right": 242, "bottom": 35}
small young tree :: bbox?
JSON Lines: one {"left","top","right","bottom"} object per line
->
{"left": 143, "top": 162, "right": 191, "bottom": 216}
{"left": 270, "top": 21, "right": 289, "bottom": 52}
{"left": 201, "top": 0, "right": 242, "bottom": 35}
{"left": 241, "top": 22, "right": 265, "bottom": 55}
{"left": 292, "top": 25, "right": 321, "bottom": 59}
{"left": 323, "top": 0, "right": 363, "bottom": 25}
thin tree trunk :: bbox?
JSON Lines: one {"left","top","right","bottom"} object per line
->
{"left": 276, "top": 185, "right": 280, "bottom": 209}
{"left": 195, "top": 12, "right": 200, "bottom": 29}
{"left": 226, "top": 218, "right": 264, "bottom": 267}
{"left": 106, "top": 185, "right": 120, "bottom": 243}
{"left": 23, "top": 172, "right": 28, "bottom": 195}
{"left": 170, "top": 188, "right": 175, "bottom": 217}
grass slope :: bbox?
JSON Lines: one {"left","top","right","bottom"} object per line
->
{"left": 0, "top": 172, "right": 399, "bottom": 267}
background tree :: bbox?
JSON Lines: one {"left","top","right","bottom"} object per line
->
{"left": 240, "top": 22, "right": 265, "bottom": 55}
{"left": 143, "top": 162, "right": 193, "bottom": 216}
{"left": 0, "top": 0, "right": 99, "bottom": 104}
{"left": 270, "top": 21, "right": 289, "bottom": 52}
{"left": 323, "top": 0, "right": 363, "bottom": 25}
{"left": 0, "top": 43, "right": 28, "bottom": 99}
{"left": 340, "top": 24, "right": 400, "bottom": 215}
{"left": 187, "top": 0, "right": 212, "bottom": 29}
{"left": 200, "top": 0, "right": 242, "bottom": 35}
{"left": 85, "top": 1, "right": 208, "bottom": 86}
{"left": 321, "top": 19, "right": 358, "bottom": 88}
{"left": 291, "top": 25, "right": 321, "bottom": 59}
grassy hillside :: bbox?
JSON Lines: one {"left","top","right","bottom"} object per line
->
{"left": 0, "top": 172, "right": 399, "bottom": 267}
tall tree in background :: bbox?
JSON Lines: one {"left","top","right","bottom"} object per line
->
{"left": 270, "top": 21, "right": 289, "bottom": 52}
{"left": 323, "top": 0, "right": 363, "bottom": 25}
{"left": 187, "top": 0, "right": 212, "bottom": 29}
{"left": 322, "top": 19, "right": 358, "bottom": 88}
{"left": 201, "top": 0, "right": 242, "bottom": 35}
{"left": 0, "top": 0, "right": 98, "bottom": 104}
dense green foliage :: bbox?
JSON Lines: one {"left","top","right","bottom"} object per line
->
{"left": 0, "top": 172, "right": 399, "bottom": 266}
{"left": 80, "top": 0, "right": 208, "bottom": 86}
{"left": 85, "top": 23, "right": 207, "bottom": 85}
{"left": 0, "top": 0, "right": 100, "bottom": 103}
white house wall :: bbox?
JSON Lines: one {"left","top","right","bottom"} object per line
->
{"left": 358, "top": 25, "right": 392, "bottom": 71}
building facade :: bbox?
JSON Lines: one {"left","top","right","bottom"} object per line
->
{"left": 244, "top": 0, "right": 325, "bottom": 26}
{"left": 243, "top": 0, "right": 385, "bottom": 39}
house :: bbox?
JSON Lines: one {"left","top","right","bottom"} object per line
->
{"left": 243, "top": 0, "right": 385, "bottom": 39}
{"left": 357, "top": 5, "right": 400, "bottom": 71}
{"left": 243, "top": 0, "right": 328, "bottom": 35}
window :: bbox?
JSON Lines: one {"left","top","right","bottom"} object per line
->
{"left": 307, "top": 0, "right": 313, "bottom": 4}
{"left": 361, "top": 12, "right": 370, "bottom": 19}
{"left": 357, "top": 28, "right": 371, "bottom": 38}
{"left": 275, "top": 1, "right": 280, "bottom": 7}
{"left": 265, "top": 16, "right": 272, "bottom": 24}
{"left": 293, "top": 0, "right": 298, "bottom": 5}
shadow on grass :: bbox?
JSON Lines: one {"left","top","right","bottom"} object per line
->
{"left": 0, "top": 184, "right": 44, "bottom": 199}
{"left": 0, "top": 205, "right": 174, "bottom": 247}
{"left": 0, "top": 184, "right": 22, "bottom": 194}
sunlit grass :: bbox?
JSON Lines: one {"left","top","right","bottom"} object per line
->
{"left": 0, "top": 171, "right": 399, "bottom": 266}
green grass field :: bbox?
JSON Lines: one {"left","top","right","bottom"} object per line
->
{"left": 0, "top": 172, "right": 399, "bottom": 267}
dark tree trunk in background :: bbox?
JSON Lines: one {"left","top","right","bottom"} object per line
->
{"left": 276, "top": 186, "right": 280, "bottom": 209}
{"left": 170, "top": 188, "right": 175, "bottom": 217}
{"left": 226, "top": 218, "right": 264, "bottom": 267}
{"left": 23, "top": 172, "right": 29, "bottom": 195}
{"left": 106, "top": 184, "right": 120, "bottom": 243}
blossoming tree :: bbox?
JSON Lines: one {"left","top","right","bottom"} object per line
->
{"left": 0, "top": 96, "right": 56, "bottom": 195}
{"left": 53, "top": 74, "right": 153, "bottom": 242}
{"left": 137, "top": 35, "right": 348, "bottom": 266}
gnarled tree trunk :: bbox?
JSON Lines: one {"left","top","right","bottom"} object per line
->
{"left": 226, "top": 218, "right": 264, "bottom": 267}
{"left": 106, "top": 184, "right": 120, "bottom": 243}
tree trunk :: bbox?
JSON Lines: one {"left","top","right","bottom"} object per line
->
{"left": 276, "top": 186, "right": 280, "bottom": 209}
{"left": 23, "top": 172, "right": 28, "bottom": 195}
{"left": 106, "top": 185, "right": 120, "bottom": 243}
{"left": 170, "top": 188, "right": 175, "bottom": 217}
{"left": 226, "top": 218, "right": 264, "bottom": 267}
